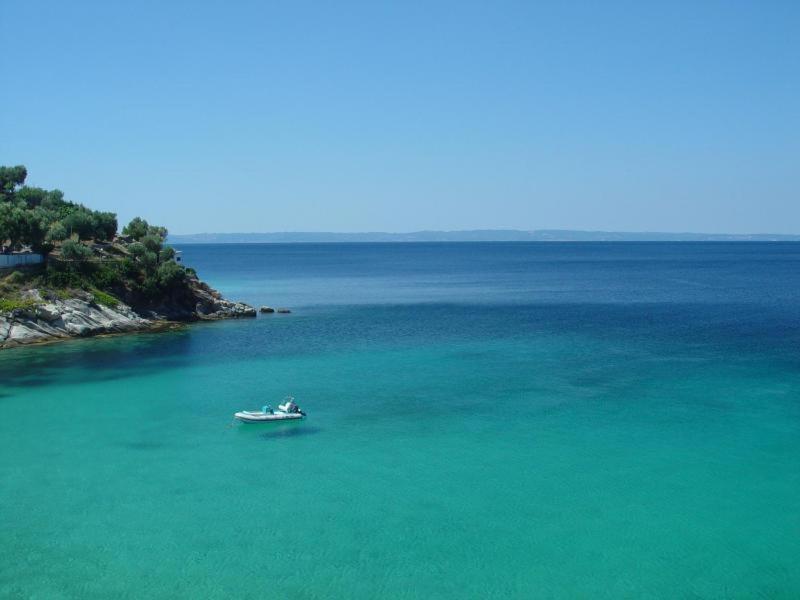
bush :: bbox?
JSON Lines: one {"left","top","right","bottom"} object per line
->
{"left": 44, "top": 263, "right": 87, "bottom": 289}
{"left": 90, "top": 263, "right": 123, "bottom": 289}
{"left": 92, "top": 289, "right": 120, "bottom": 308}
{"left": 141, "top": 234, "right": 163, "bottom": 254}
{"left": 6, "top": 270, "right": 25, "bottom": 284}
{"left": 60, "top": 240, "right": 93, "bottom": 261}
{"left": 0, "top": 297, "right": 37, "bottom": 313}
{"left": 46, "top": 221, "right": 68, "bottom": 243}
{"left": 159, "top": 246, "right": 175, "bottom": 262}
{"left": 156, "top": 261, "right": 185, "bottom": 287}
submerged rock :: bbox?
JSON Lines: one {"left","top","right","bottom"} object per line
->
{"left": 259, "top": 306, "right": 275, "bottom": 314}
{"left": 276, "top": 308, "right": 291, "bottom": 314}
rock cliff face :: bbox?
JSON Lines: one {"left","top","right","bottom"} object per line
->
{"left": 129, "top": 274, "right": 257, "bottom": 321}
{"left": 0, "top": 279, "right": 255, "bottom": 349}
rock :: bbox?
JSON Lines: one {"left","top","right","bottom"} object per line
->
{"left": 276, "top": 308, "right": 291, "bottom": 314}
{"left": 0, "top": 287, "right": 153, "bottom": 349}
{"left": 259, "top": 306, "right": 275, "bottom": 313}
{"left": 65, "top": 322, "right": 91, "bottom": 336}
{"left": 0, "top": 319, "right": 10, "bottom": 342}
{"left": 1, "top": 275, "right": 256, "bottom": 350}
{"left": 37, "top": 304, "right": 62, "bottom": 322}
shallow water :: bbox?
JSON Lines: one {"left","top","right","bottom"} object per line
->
{"left": 2, "top": 243, "right": 799, "bottom": 598}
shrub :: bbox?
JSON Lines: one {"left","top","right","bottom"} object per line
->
{"left": 159, "top": 246, "right": 175, "bottom": 262}
{"left": 141, "top": 234, "right": 163, "bottom": 254}
{"left": 94, "top": 264, "right": 122, "bottom": 287}
{"left": 156, "top": 261, "right": 185, "bottom": 287}
{"left": 92, "top": 289, "right": 120, "bottom": 308}
{"left": 46, "top": 221, "right": 68, "bottom": 243}
{"left": 0, "top": 297, "right": 37, "bottom": 313}
{"left": 60, "top": 240, "right": 93, "bottom": 261}
{"left": 6, "top": 270, "right": 25, "bottom": 284}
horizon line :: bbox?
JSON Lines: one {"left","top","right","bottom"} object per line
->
{"left": 170, "top": 228, "right": 800, "bottom": 236}
{"left": 167, "top": 229, "right": 800, "bottom": 243}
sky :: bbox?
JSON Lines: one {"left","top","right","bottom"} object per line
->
{"left": 1, "top": 1, "right": 798, "bottom": 235}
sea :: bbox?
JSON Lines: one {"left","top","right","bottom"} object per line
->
{"left": 1, "top": 242, "right": 799, "bottom": 598}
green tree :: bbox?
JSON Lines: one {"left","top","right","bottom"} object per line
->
{"left": 46, "top": 221, "right": 68, "bottom": 243}
{"left": 62, "top": 210, "right": 95, "bottom": 240}
{"left": 122, "top": 217, "right": 150, "bottom": 240}
{"left": 141, "top": 234, "right": 163, "bottom": 254}
{"left": 0, "top": 165, "right": 27, "bottom": 201}
{"left": 93, "top": 211, "right": 118, "bottom": 241}
{"left": 60, "top": 240, "right": 93, "bottom": 261}
{"left": 128, "top": 241, "right": 147, "bottom": 260}
{"left": 0, "top": 203, "right": 27, "bottom": 248}
{"left": 159, "top": 246, "right": 176, "bottom": 262}
{"left": 149, "top": 225, "right": 168, "bottom": 240}
{"left": 157, "top": 261, "right": 185, "bottom": 287}
{"left": 23, "top": 207, "right": 49, "bottom": 252}
{"left": 16, "top": 186, "right": 47, "bottom": 208}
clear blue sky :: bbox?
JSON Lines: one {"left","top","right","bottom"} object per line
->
{"left": 2, "top": 1, "right": 798, "bottom": 234}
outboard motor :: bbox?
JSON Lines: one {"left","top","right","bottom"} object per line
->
{"left": 278, "top": 397, "right": 302, "bottom": 414}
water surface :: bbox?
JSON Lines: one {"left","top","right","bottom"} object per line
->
{"left": 2, "top": 243, "right": 799, "bottom": 598}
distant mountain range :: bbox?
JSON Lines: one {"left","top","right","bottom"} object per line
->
{"left": 169, "top": 229, "right": 800, "bottom": 244}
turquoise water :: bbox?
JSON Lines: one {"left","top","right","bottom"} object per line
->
{"left": 2, "top": 243, "right": 799, "bottom": 598}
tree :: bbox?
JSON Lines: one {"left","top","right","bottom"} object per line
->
{"left": 0, "top": 203, "right": 27, "bottom": 249}
{"left": 156, "top": 261, "right": 185, "bottom": 287}
{"left": 0, "top": 165, "right": 27, "bottom": 201}
{"left": 60, "top": 240, "right": 93, "bottom": 261}
{"left": 46, "top": 221, "right": 68, "bottom": 244}
{"left": 149, "top": 225, "right": 168, "bottom": 240}
{"left": 122, "top": 217, "right": 150, "bottom": 240}
{"left": 62, "top": 209, "right": 95, "bottom": 240}
{"left": 23, "top": 208, "right": 49, "bottom": 253}
{"left": 141, "top": 234, "right": 163, "bottom": 254}
{"left": 159, "top": 246, "right": 176, "bottom": 262}
{"left": 16, "top": 186, "right": 47, "bottom": 208}
{"left": 128, "top": 242, "right": 147, "bottom": 259}
{"left": 93, "top": 211, "right": 118, "bottom": 241}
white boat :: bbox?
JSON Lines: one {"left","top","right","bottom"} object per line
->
{"left": 234, "top": 397, "right": 306, "bottom": 423}
{"left": 234, "top": 410, "right": 304, "bottom": 423}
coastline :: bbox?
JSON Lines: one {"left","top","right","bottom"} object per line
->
{"left": 0, "top": 283, "right": 256, "bottom": 350}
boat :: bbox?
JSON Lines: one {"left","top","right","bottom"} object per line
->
{"left": 234, "top": 397, "right": 306, "bottom": 423}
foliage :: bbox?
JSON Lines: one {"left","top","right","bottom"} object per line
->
{"left": 122, "top": 217, "right": 167, "bottom": 242}
{"left": 5, "top": 271, "right": 25, "bottom": 284}
{"left": 156, "top": 260, "right": 185, "bottom": 287}
{"left": 0, "top": 165, "right": 118, "bottom": 250}
{"left": 0, "top": 166, "right": 27, "bottom": 201}
{"left": 60, "top": 240, "right": 94, "bottom": 261}
{"left": 122, "top": 217, "right": 149, "bottom": 240}
{"left": 0, "top": 297, "right": 37, "bottom": 313}
{"left": 92, "top": 289, "right": 120, "bottom": 308}
{"left": 141, "top": 234, "right": 163, "bottom": 254}
{"left": 46, "top": 221, "right": 68, "bottom": 243}
{"left": 1, "top": 166, "right": 191, "bottom": 310}
{"left": 159, "top": 246, "right": 175, "bottom": 262}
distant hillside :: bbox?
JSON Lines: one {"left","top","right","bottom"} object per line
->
{"left": 169, "top": 230, "right": 800, "bottom": 244}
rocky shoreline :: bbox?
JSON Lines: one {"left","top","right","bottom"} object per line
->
{"left": 0, "top": 280, "right": 256, "bottom": 350}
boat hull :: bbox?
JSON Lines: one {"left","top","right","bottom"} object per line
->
{"left": 234, "top": 411, "right": 305, "bottom": 423}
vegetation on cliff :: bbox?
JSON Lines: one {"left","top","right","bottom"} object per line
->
{"left": 0, "top": 165, "right": 208, "bottom": 317}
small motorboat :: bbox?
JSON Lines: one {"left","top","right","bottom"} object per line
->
{"left": 234, "top": 397, "right": 306, "bottom": 423}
